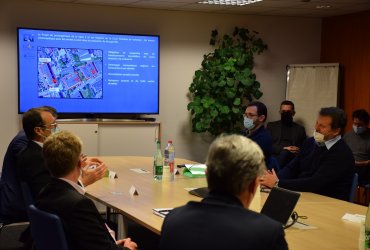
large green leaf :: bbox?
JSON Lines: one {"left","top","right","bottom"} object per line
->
{"left": 220, "top": 106, "right": 230, "bottom": 114}
{"left": 232, "top": 107, "right": 240, "bottom": 114}
{"left": 233, "top": 98, "right": 241, "bottom": 106}
{"left": 253, "top": 89, "right": 263, "bottom": 99}
{"left": 240, "top": 77, "right": 253, "bottom": 87}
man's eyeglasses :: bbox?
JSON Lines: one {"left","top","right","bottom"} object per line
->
{"left": 244, "top": 113, "right": 258, "bottom": 119}
{"left": 40, "top": 122, "right": 58, "bottom": 130}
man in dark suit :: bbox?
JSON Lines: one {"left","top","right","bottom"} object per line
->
{"left": 261, "top": 107, "right": 355, "bottom": 201}
{"left": 16, "top": 107, "right": 64, "bottom": 198}
{"left": 16, "top": 107, "right": 107, "bottom": 208}
{"left": 159, "top": 134, "right": 288, "bottom": 250}
{"left": 0, "top": 131, "right": 29, "bottom": 223}
{"left": 243, "top": 101, "right": 276, "bottom": 170}
{"left": 0, "top": 106, "right": 57, "bottom": 223}
{"left": 267, "top": 100, "right": 306, "bottom": 167}
{"left": 37, "top": 130, "right": 137, "bottom": 250}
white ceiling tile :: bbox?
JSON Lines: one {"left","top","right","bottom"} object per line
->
{"left": 38, "top": 0, "right": 370, "bottom": 17}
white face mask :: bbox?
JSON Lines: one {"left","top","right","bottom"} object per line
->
{"left": 243, "top": 117, "right": 255, "bottom": 130}
{"left": 51, "top": 127, "right": 60, "bottom": 134}
{"left": 40, "top": 127, "right": 60, "bottom": 142}
{"left": 313, "top": 131, "right": 325, "bottom": 147}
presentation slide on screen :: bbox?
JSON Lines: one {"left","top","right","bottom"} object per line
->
{"left": 18, "top": 28, "right": 159, "bottom": 114}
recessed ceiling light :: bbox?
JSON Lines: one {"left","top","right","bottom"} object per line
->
{"left": 198, "top": 0, "right": 263, "bottom": 6}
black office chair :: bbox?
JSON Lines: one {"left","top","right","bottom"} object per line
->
{"left": 27, "top": 205, "right": 69, "bottom": 250}
{"left": 0, "top": 222, "right": 29, "bottom": 250}
{"left": 0, "top": 183, "right": 31, "bottom": 250}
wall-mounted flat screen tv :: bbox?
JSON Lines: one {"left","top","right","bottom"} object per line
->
{"left": 18, "top": 28, "right": 159, "bottom": 115}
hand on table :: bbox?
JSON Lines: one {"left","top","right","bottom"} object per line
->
{"left": 260, "top": 169, "right": 278, "bottom": 188}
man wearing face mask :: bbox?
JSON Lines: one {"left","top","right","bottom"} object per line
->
{"left": 0, "top": 107, "right": 106, "bottom": 224}
{"left": 261, "top": 107, "right": 355, "bottom": 201}
{"left": 267, "top": 101, "right": 307, "bottom": 167}
{"left": 344, "top": 109, "right": 370, "bottom": 185}
{"left": 16, "top": 107, "right": 61, "bottom": 198}
{"left": 0, "top": 106, "right": 56, "bottom": 223}
{"left": 243, "top": 101, "right": 275, "bottom": 170}
{"left": 16, "top": 107, "right": 107, "bottom": 200}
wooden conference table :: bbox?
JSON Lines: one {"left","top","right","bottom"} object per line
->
{"left": 85, "top": 156, "right": 367, "bottom": 250}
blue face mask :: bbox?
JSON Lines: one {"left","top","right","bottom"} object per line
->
{"left": 353, "top": 125, "right": 366, "bottom": 135}
{"left": 244, "top": 117, "right": 255, "bottom": 130}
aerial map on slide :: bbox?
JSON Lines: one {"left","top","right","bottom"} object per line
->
{"left": 37, "top": 47, "right": 103, "bottom": 99}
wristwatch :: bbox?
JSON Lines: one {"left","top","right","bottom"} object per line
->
{"left": 274, "top": 179, "right": 279, "bottom": 187}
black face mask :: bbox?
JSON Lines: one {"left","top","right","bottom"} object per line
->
{"left": 281, "top": 112, "right": 293, "bottom": 125}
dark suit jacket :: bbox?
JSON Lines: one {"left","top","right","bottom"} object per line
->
{"left": 278, "top": 137, "right": 355, "bottom": 201}
{"left": 159, "top": 192, "right": 288, "bottom": 250}
{"left": 245, "top": 126, "right": 276, "bottom": 169}
{"left": 16, "top": 140, "right": 51, "bottom": 199}
{"left": 36, "top": 178, "right": 127, "bottom": 250}
{"left": 266, "top": 120, "right": 306, "bottom": 155}
{"left": 0, "top": 131, "right": 29, "bottom": 223}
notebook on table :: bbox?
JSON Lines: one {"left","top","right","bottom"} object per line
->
{"left": 260, "top": 187, "right": 301, "bottom": 226}
{"left": 182, "top": 164, "right": 207, "bottom": 178}
{"left": 189, "top": 187, "right": 209, "bottom": 198}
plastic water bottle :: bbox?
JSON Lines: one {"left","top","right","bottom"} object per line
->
{"left": 153, "top": 140, "right": 163, "bottom": 181}
{"left": 365, "top": 204, "right": 370, "bottom": 249}
{"left": 163, "top": 140, "right": 175, "bottom": 182}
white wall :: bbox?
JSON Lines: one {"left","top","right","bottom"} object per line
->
{"left": 0, "top": 0, "right": 321, "bottom": 164}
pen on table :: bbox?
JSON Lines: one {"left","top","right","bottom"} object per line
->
{"left": 296, "top": 221, "right": 310, "bottom": 226}
{"left": 159, "top": 210, "right": 171, "bottom": 213}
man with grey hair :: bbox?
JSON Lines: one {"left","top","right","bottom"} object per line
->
{"left": 159, "top": 134, "right": 288, "bottom": 250}
{"left": 36, "top": 131, "right": 137, "bottom": 250}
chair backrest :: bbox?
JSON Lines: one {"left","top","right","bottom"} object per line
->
{"left": 20, "top": 182, "right": 34, "bottom": 207}
{"left": 27, "top": 205, "right": 69, "bottom": 250}
{"left": 0, "top": 222, "right": 30, "bottom": 250}
{"left": 349, "top": 173, "right": 359, "bottom": 203}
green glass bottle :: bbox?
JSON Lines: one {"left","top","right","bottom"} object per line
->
{"left": 365, "top": 204, "right": 370, "bottom": 249}
{"left": 153, "top": 140, "right": 163, "bottom": 181}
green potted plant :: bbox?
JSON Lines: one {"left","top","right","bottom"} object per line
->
{"left": 187, "top": 27, "right": 268, "bottom": 135}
